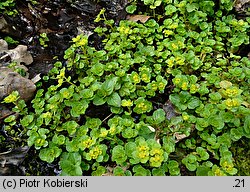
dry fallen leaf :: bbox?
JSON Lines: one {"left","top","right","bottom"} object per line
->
{"left": 127, "top": 15, "right": 151, "bottom": 23}
{"left": 174, "top": 133, "right": 188, "bottom": 143}
{"left": 31, "top": 73, "right": 41, "bottom": 83}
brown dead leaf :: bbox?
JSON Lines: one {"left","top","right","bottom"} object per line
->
{"left": 174, "top": 133, "right": 188, "bottom": 143}
{"left": 127, "top": 15, "right": 151, "bottom": 23}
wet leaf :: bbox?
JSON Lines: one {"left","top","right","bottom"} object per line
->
{"left": 126, "top": 5, "right": 137, "bottom": 14}
{"left": 107, "top": 92, "right": 121, "bottom": 107}
{"left": 153, "top": 109, "right": 166, "bottom": 124}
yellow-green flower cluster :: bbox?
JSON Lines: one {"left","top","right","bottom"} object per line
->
{"left": 130, "top": 71, "right": 141, "bottom": 84}
{"left": 133, "top": 97, "right": 153, "bottom": 114}
{"left": 149, "top": 148, "right": 164, "bottom": 167}
{"left": 3, "top": 91, "right": 19, "bottom": 103}
{"left": 172, "top": 75, "right": 189, "bottom": 91}
{"left": 172, "top": 74, "right": 200, "bottom": 94}
{"left": 139, "top": 66, "right": 151, "bottom": 83}
{"left": 109, "top": 125, "right": 116, "bottom": 135}
{"left": 79, "top": 137, "right": 95, "bottom": 149}
{"left": 224, "top": 98, "right": 241, "bottom": 108}
{"left": 60, "top": 87, "right": 73, "bottom": 99}
{"left": 72, "top": 34, "right": 88, "bottom": 47}
{"left": 56, "top": 67, "right": 66, "bottom": 86}
{"left": 117, "top": 21, "right": 132, "bottom": 35}
{"left": 121, "top": 99, "right": 133, "bottom": 107}
{"left": 118, "top": 26, "right": 132, "bottom": 35}
{"left": 99, "top": 128, "right": 108, "bottom": 138}
{"left": 221, "top": 161, "right": 234, "bottom": 173}
{"left": 87, "top": 146, "right": 102, "bottom": 159}
{"left": 221, "top": 86, "right": 242, "bottom": 98}
{"left": 214, "top": 167, "right": 226, "bottom": 176}
{"left": 218, "top": 81, "right": 243, "bottom": 109}
{"left": 209, "top": 165, "right": 227, "bottom": 176}
{"left": 136, "top": 144, "right": 150, "bottom": 163}
{"left": 107, "top": 116, "right": 121, "bottom": 136}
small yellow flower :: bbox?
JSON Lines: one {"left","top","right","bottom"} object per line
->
{"left": 190, "top": 84, "right": 198, "bottom": 93}
{"left": 167, "top": 59, "right": 174, "bottom": 67}
{"left": 224, "top": 87, "right": 240, "bottom": 97}
{"left": 58, "top": 78, "right": 63, "bottom": 86}
{"left": 238, "top": 20, "right": 244, "bottom": 26}
{"left": 83, "top": 138, "right": 94, "bottom": 148}
{"left": 100, "top": 129, "right": 108, "bottom": 137}
{"left": 121, "top": 99, "right": 133, "bottom": 107}
{"left": 73, "top": 35, "right": 88, "bottom": 46}
{"left": 138, "top": 145, "right": 149, "bottom": 152}
{"left": 214, "top": 168, "right": 223, "bottom": 176}
{"left": 119, "top": 26, "right": 131, "bottom": 34}
{"left": 173, "top": 78, "right": 181, "bottom": 85}
{"left": 89, "top": 146, "right": 102, "bottom": 159}
{"left": 3, "top": 91, "right": 19, "bottom": 103}
{"left": 222, "top": 161, "right": 234, "bottom": 172}
{"left": 138, "top": 102, "right": 148, "bottom": 111}
{"left": 171, "top": 43, "right": 178, "bottom": 50}
{"left": 169, "top": 23, "right": 178, "bottom": 29}
{"left": 131, "top": 73, "right": 140, "bottom": 84}
{"left": 109, "top": 126, "right": 116, "bottom": 135}
{"left": 181, "top": 82, "right": 188, "bottom": 90}
{"left": 124, "top": 27, "right": 130, "bottom": 34}
{"left": 138, "top": 151, "right": 148, "bottom": 159}
{"left": 164, "top": 30, "right": 173, "bottom": 36}
{"left": 225, "top": 98, "right": 240, "bottom": 108}
{"left": 151, "top": 82, "right": 158, "bottom": 91}
{"left": 175, "top": 56, "right": 185, "bottom": 65}
{"left": 56, "top": 68, "right": 65, "bottom": 79}
{"left": 141, "top": 73, "right": 150, "bottom": 82}
{"left": 182, "top": 114, "right": 189, "bottom": 121}
{"left": 158, "top": 82, "right": 165, "bottom": 90}
{"left": 150, "top": 148, "right": 162, "bottom": 156}
{"left": 149, "top": 155, "right": 164, "bottom": 167}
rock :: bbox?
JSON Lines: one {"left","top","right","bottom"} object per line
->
{"left": 67, "top": 0, "right": 128, "bottom": 19}
{"left": 0, "top": 146, "right": 29, "bottom": 176}
{"left": 0, "top": 146, "right": 30, "bottom": 167}
{"left": 67, "top": 0, "right": 97, "bottom": 15}
{"left": 0, "top": 166, "right": 25, "bottom": 176}
{"left": 0, "top": 104, "right": 15, "bottom": 120}
{"left": 0, "top": 16, "right": 22, "bottom": 38}
{"left": 0, "top": 39, "right": 8, "bottom": 51}
{"left": 0, "top": 17, "right": 10, "bottom": 34}
{"left": 99, "top": 0, "right": 128, "bottom": 18}
{"left": 0, "top": 67, "right": 36, "bottom": 102}
{"left": 0, "top": 39, "right": 33, "bottom": 66}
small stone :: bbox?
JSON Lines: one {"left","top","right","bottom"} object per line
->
{"left": 0, "top": 67, "right": 36, "bottom": 102}
{"left": 0, "top": 39, "right": 33, "bottom": 66}
{"left": 0, "top": 39, "right": 8, "bottom": 51}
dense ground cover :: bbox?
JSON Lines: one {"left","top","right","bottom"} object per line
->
{"left": 1, "top": 0, "right": 250, "bottom": 175}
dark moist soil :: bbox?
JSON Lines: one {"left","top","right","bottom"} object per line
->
{"left": 1, "top": 0, "right": 128, "bottom": 78}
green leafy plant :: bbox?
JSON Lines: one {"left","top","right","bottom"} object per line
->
{"left": 4, "top": 0, "right": 250, "bottom": 176}
{"left": 39, "top": 33, "right": 49, "bottom": 47}
{"left": 142, "top": 0, "right": 162, "bottom": 9}
{"left": 0, "top": 0, "right": 17, "bottom": 15}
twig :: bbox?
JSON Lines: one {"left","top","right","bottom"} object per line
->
{"left": 102, "top": 113, "right": 113, "bottom": 123}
